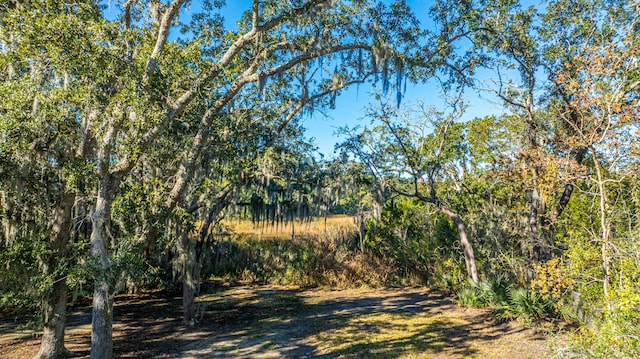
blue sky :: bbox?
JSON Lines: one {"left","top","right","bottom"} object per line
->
{"left": 291, "top": 0, "right": 502, "bottom": 157}
{"left": 305, "top": 73, "right": 503, "bottom": 158}
{"left": 103, "top": 0, "right": 506, "bottom": 157}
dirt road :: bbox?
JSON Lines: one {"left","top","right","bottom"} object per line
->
{"left": 0, "top": 286, "right": 551, "bottom": 358}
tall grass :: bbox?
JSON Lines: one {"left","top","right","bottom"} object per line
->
{"left": 206, "top": 216, "right": 428, "bottom": 288}
{"left": 221, "top": 215, "right": 355, "bottom": 240}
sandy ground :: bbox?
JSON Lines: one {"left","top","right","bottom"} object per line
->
{"left": 0, "top": 286, "right": 553, "bottom": 358}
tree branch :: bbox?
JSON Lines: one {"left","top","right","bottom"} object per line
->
{"left": 145, "top": 0, "right": 187, "bottom": 77}
{"left": 265, "top": 73, "right": 372, "bottom": 148}
{"left": 137, "top": 1, "right": 344, "bottom": 162}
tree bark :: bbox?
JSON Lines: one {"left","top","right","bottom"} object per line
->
{"left": 35, "top": 192, "right": 75, "bottom": 359}
{"left": 554, "top": 147, "right": 587, "bottom": 220}
{"left": 592, "top": 151, "right": 612, "bottom": 311}
{"left": 182, "top": 273, "right": 197, "bottom": 325}
{"left": 440, "top": 205, "right": 479, "bottom": 283}
{"left": 526, "top": 188, "right": 544, "bottom": 262}
{"left": 36, "top": 277, "right": 69, "bottom": 359}
{"left": 89, "top": 179, "right": 115, "bottom": 359}
{"left": 178, "top": 227, "right": 197, "bottom": 325}
{"left": 1, "top": 191, "right": 18, "bottom": 243}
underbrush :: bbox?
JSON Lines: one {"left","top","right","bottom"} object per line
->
{"left": 205, "top": 219, "right": 429, "bottom": 288}
{"left": 456, "top": 267, "right": 640, "bottom": 358}
{"left": 456, "top": 275, "right": 558, "bottom": 324}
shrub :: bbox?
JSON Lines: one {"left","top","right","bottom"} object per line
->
{"left": 476, "top": 274, "right": 512, "bottom": 305}
{"left": 457, "top": 287, "right": 484, "bottom": 308}
{"left": 458, "top": 275, "right": 514, "bottom": 309}
{"left": 508, "top": 287, "right": 553, "bottom": 320}
{"left": 457, "top": 277, "right": 557, "bottom": 324}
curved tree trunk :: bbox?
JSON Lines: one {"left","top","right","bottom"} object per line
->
{"left": 180, "top": 187, "right": 233, "bottom": 325}
{"left": 440, "top": 205, "right": 479, "bottom": 283}
{"left": 35, "top": 192, "right": 74, "bottom": 359}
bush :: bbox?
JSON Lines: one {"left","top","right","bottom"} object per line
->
{"left": 457, "top": 287, "right": 485, "bottom": 308}
{"left": 477, "top": 274, "right": 512, "bottom": 305}
{"left": 457, "top": 275, "right": 514, "bottom": 308}
{"left": 508, "top": 287, "right": 553, "bottom": 320}
{"left": 457, "top": 277, "right": 556, "bottom": 323}
{"left": 553, "top": 286, "right": 640, "bottom": 359}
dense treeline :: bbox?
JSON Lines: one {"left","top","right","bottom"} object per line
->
{"left": 1, "top": 0, "right": 638, "bottom": 358}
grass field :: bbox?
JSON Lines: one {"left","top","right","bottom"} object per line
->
{"left": 221, "top": 214, "right": 357, "bottom": 240}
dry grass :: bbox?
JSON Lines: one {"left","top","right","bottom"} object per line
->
{"left": 209, "top": 215, "right": 426, "bottom": 289}
{"left": 222, "top": 215, "right": 356, "bottom": 240}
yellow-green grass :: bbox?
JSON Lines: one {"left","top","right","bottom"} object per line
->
{"left": 310, "top": 312, "right": 465, "bottom": 358}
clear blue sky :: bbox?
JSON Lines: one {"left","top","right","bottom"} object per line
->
{"left": 305, "top": 75, "right": 502, "bottom": 158}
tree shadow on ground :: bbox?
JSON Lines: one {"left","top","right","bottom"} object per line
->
{"left": 174, "top": 288, "right": 543, "bottom": 358}
{"left": 0, "top": 287, "right": 546, "bottom": 358}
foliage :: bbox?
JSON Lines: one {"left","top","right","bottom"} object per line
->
{"left": 457, "top": 288, "right": 485, "bottom": 308}
{"left": 0, "top": 233, "right": 45, "bottom": 314}
{"left": 456, "top": 279, "right": 501, "bottom": 308}
{"left": 477, "top": 274, "right": 512, "bottom": 305}
{"left": 0, "top": 230, "right": 90, "bottom": 314}
{"left": 362, "top": 198, "right": 465, "bottom": 288}
{"left": 506, "top": 287, "right": 553, "bottom": 321}
{"left": 457, "top": 276, "right": 555, "bottom": 323}
{"left": 530, "top": 257, "right": 574, "bottom": 312}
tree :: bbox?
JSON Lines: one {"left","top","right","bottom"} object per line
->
{"left": 555, "top": 36, "right": 639, "bottom": 307}
{"left": 342, "top": 98, "right": 480, "bottom": 283}
{"left": 0, "top": 1, "right": 105, "bottom": 357}
{"left": 474, "top": 0, "right": 638, "bottom": 264}
{"left": 477, "top": 0, "right": 640, "bottom": 354}
{"left": 4, "top": 0, "right": 429, "bottom": 357}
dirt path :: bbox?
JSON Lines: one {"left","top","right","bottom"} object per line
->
{"left": 0, "top": 286, "right": 551, "bottom": 358}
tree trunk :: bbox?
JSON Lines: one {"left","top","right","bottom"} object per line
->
{"left": 357, "top": 212, "right": 365, "bottom": 253}
{"left": 178, "top": 228, "right": 197, "bottom": 325}
{"left": 36, "top": 278, "right": 69, "bottom": 359}
{"left": 1, "top": 191, "right": 18, "bottom": 244}
{"left": 35, "top": 192, "right": 75, "bottom": 359}
{"left": 89, "top": 180, "right": 115, "bottom": 359}
{"left": 440, "top": 205, "right": 479, "bottom": 283}
{"left": 182, "top": 273, "right": 196, "bottom": 325}
{"left": 526, "top": 188, "right": 555, "bottom": 263}
{"left": 180, "top": 189, "right": 231, "bottom": 325}
{"left": 592, "top": 151, "right": 612, "bottom": 311}
{"left": 373, "top": 186, "right": 383, "bottom": 221}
